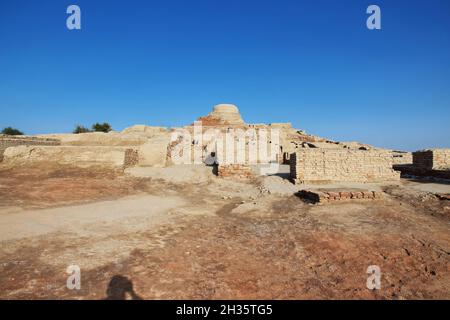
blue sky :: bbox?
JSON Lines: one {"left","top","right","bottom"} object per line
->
{"left": 0, "top": 0, "right": 449, "bottom": 151}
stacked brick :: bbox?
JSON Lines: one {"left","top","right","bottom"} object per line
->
{"left": 0, "top": 135, "right": 60, "bottom": 161}
{"left": 392, "top": 151, "right": 413, "bottom": 165}
{"left": 218, "top": 164, "right": 253, "bottom": 178}
{"left": 413, "top": 149, "right": 450, "bottom": 171}
{"left": 290, "top": 149, "right": 400, "bottom": 184}
{"left": 298, "top": 189, "right": 383, "bottom": 203}
{"left": 124, "top": 148, "right": 139, "bottom": 167}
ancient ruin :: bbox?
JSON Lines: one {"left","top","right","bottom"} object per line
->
{"left": 0, "top": 104, "right": 416, "bottom": 184}
{"left": 197, "top": 103, "right": 245, "bottom": 126}
{"left": 394, "top": 148, "right": 450, "bottom": 180}
{"left": 1, "top": 104, "right": 449, "bottom": 300}
{"left": 413, "top": 149, "right": 450, "bottom": 171}
{"left": 290, "top": 149, "right": 400, "bottom": 184}
{"left": 0, "top": 134, "right": 60, "bottom": 161}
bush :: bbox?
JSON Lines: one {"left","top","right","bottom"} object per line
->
{"left": 1, "top": 127, "right": 24, "bottom": 135}
{"left": 91, "top": 122, "right": 112, "bottom": 133}
{"left": 73, "top": 125, "right": 91, "bottom": 134}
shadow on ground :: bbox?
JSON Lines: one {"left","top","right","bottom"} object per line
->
{"left": 105, "top": 275, "right": 142, "bottom": 300}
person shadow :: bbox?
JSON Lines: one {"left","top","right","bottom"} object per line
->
{"left": 104, "top": 275, "right": 143, "bottom": 300}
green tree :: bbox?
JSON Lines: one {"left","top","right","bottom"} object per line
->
{"left": 1, "top": 127, "right": 24, "bottom": 135}
{"left": 91, "top": 122, "right": 112, "bottom": 133}
{"left": 73, "top": 125, "right": 91, "bottom": 134}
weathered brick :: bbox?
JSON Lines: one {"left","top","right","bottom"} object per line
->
{"left": 290, "top": 149, "right": 400, "bottom": 184}
{"left": 218, "top": 164, "right": 253, "bottom": 179}
{"left": 0, "top": 135, "right": 60, "bottom": 162}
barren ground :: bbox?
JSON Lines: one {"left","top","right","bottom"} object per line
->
{"left": 0, "top": 163, "right": 449, "bottom": 299}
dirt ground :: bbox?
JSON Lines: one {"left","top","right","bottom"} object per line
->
{"left": 0, "top": 163, "right": 449, "bottom": 299}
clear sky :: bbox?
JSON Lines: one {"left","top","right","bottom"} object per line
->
{"left": 0, "top": 0, "right": 449, "bottom": 151}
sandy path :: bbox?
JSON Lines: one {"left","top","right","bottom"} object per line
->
{"left": 0, "top": 194, "right": 185, "bottom": 241}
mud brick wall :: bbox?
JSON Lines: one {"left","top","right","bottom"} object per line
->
{"left": 290, "top": 153, "right": 299, "bottom": 180}
{"left": 297, "top": 189, "right": 383, "bottom": 203}
{"left": 413, "top": 149, "right": 450, "bottom": 170}
{"left": 3, "top": 145, "right": 132, "bottom": 169}
{"left": 392, "top": 151, "right": 413, "bottom": 165}
{"left": 412, "top": 150, "right": 433, "bottom": 169}
{"left": 0, "top": 135, "right": 60, "bottom": 161}
{"left": 290, "top": 149, "right": 400, "bottom": 183}
{"left": 124, "top": 148, "right": 139, "bottom": 167}
{"left": 218, "top": 164, "right": 253, "bottom": 178}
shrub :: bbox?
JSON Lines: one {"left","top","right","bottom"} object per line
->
{"left": 1, "top": 127, "right": 24, "bottom": 135}
{"left": 91, "top": 122, "right": 112, "bottom": 133}
{"left": 73, "top": 125, "right": 91, "bottom": 134}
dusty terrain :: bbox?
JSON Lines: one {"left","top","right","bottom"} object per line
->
{"left": 0, "top": 163, "right": 449, "bottom": 299}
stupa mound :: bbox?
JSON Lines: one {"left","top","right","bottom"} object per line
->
{"left": 212, "top": 104, "right": 240, "bottom": 114}
{"left": 197, "top": 103, "right": 245, "bottom": 126}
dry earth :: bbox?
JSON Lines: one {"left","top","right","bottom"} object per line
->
{"left": 0, "top": 163, "right": 449, "bottom": 299}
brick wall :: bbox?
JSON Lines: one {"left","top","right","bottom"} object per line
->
{"left": 0, "top": 135, "right": 60, "bottom": 161}
{"left": 413, "top": 149, "right": 450, "bottom": 170}
{"left": 290, "top": 149, "right": 400, "bottom": 184}
{"left": 3, "top": 145, "right": 132, "bottom": 169}
{"left": 297, "top": 189, "right": 383, "bottom": 203}
{"left": 218, "top": 164, "right": 253, "bottom": 178}
{"left": 124, "top": 148, "right": 139, "bottom": 167}
{"left": 392, "top": 151, "right": 413, "bottom": 165}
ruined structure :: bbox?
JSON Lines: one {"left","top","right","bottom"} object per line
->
{"left": 184, "top": 104, "right": 358, "bottom": 166}
{"left": 1, "top": 128, "right": 171, "bottom": 168}
{"left": 217, "top": 164, "right": 253, "bottom": 179}
{"left": 392, "top": 151, "right": 413, "bottom": 165}
{"left": 290, "top": 149, "right": 400, "bottom": 184}
{"left": 197, "top": 104, "right": 245, "bottom": 126}
{"left": 393, "top": 148, "right": 450, "bottom": 180}
{"left": 0, "top": 134, "right": 60, "bottom": 161}
{"left": 297, "top": 189, "right": 383, "bottom": 203}
{"left": 413, "top": 149, "right": 450, "bottom": 170}
{"left": 3, "top": 145, "right": 139, "bottom": 169}
{"left": 0, "top": 104, "right": 419, "bottom": 184}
